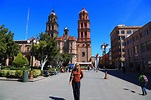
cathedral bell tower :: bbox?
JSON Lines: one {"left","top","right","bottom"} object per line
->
{"left": 77, "top": 8, "right": 92, "bottom": 62}
{"left": 46, "top": 10, "right": 59, "bottom": 38}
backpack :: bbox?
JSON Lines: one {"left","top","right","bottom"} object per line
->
{"left": 143, "top": 75, "right": 148, "bottom": 83}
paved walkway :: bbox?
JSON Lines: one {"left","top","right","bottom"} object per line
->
{"left": 0, "top": 70, "right": 150, "bottom": 100}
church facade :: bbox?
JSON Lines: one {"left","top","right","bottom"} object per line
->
{"left": 46, "top": 8, "right": 92, "bottom": 64}
{"left": 13, "top": 8, "right": 92, "bottom": 67}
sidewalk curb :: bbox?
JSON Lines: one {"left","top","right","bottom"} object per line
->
{"left": 0, "top": 76, "right": 47, "bottom": 82}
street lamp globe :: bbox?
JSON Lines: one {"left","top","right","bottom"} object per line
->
{"left": 27, "top": 40, "right": 30, "bottom": 44}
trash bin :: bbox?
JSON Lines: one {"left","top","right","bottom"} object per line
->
{"left": 23, "top": 70, "right": 28, "bottom": 82}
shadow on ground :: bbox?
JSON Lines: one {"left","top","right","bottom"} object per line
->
{"left": 100, "top": 69, "right": 151, "bottom": 90}
{"left": 49, "top": 96, "right": 65, "bottom": 100}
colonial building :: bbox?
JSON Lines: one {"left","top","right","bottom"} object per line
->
{"left": 46, "top": 10, "right": 59, "bottom": 38}
{"left": 110, "top": 25, "right": 142, "bottom": 69}
{"left": 13, "top": 8, "right": 92, "bottom": 67}
{"left": 15, "top": 38, "right": 40, "bottom": 67}
{"left": 125, "top": 22, "right": 151, "bottom": 73}
{"left": 77, "top": 8, "right": 92, "bottom": 63}
{"left": 45, "top": 8, "right": 92, "bottom": 65}
{"left": 56, "top": 27, "right": 77, "bottom": 64}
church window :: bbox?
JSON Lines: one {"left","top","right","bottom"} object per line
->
{"left": 85, "top": 23, "right": 87, "bottom": 28}
{"left": 81, "top": 23, "right": 83, "bottom": 28}
{"left": 85, "top": 32, "right": 87, "bottom": 37}
{"left": 82, "top": 52, "right": 85, "bottom": 57}
{"left": 52, "top": 25, "right": 54, "bottom": 30}
{"left": 81, "top": 32, "right": 83, "bottom": 37}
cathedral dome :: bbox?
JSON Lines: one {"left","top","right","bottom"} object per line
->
{"left": 64, "top": 27, "right": 68, "bottom": 30}
{"left": 79, "top": 8, "right": 88, "bottom": 14}
{"left": 50, "top": 10, "right": 56, "bottom": 16}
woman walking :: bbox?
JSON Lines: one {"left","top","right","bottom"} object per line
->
{"left": 69, "top": 63, "right": 84, "bottom": 100}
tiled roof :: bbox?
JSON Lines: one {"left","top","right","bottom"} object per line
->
{"left": 57, "top": 36, "right": 76, "bottom": 41}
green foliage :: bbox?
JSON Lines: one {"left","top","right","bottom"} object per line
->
{"left": 1, "top": 66, "right": 7, "bottom": 69}
{"left": 48, "top": 67, "right": 61, "bottom": 73}
{"left": 60, "top": 52, "right": 72, "bottom": 67}
{"left": 32, "top": 69, "right": 41, "bottom": 78}
{"left": 0, "top": 25, "right": 19, "bottom": 65}
{"left": 0, "top": 69, "right": 23, "bottom": 78}
{"left": 15, "top": 70, "right": 23, "bottom": 78}
{"left": 12, "top": 52, "right": 29, "bottom": 67}
{"left": 0, "top": 69, "right": 42, "bottom": 78}
{"left": 0, "top": 70, "right": 8, "bottom": 77}
{"left": 7, "top": 70, "right": 16, "bottom": 77}
{"left": 10, "top": 66, "right": 30, "bottom": 70}
{"left": 34, "top": 33, "right": 59, "bottom": 63}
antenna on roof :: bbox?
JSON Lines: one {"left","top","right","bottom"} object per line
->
{"left": 25, "top": 8, "right": 30, "bottom": 40}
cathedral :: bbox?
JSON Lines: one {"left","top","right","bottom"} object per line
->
{"left": 14, "top": 8, "right": 92, "bottom": 67}
{"left": 46, "top": 8, "right": 92, "bottom": 65}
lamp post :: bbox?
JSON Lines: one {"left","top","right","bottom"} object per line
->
{"left": 101, "top": 43, "right": 109, "bottom": 79}
{"left": 27, "top": 38, "right": 39, "bottom": 80}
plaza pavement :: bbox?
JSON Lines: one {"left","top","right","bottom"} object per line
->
{"left": 0, "top": 70, "right": 150, "bottom": 100}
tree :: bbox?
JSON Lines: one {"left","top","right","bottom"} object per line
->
{"left": 12, "top": 52, "right": 29, "bottom": 67}
{"left": 54, "top": 52, "right": 73, "bottom": 67}
{"left": 0, "top": 25, "right": 19, "bottom": 65}
{"left": 61, "top": 52, "right": 72, "bottom": 67}
{"left": 33, "top": 33, "right": 60, "bottom": 70}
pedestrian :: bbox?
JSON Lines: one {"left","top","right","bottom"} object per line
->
{"left": 138, "top": 72, "right": 148, "bottom": 95}
{"left": 69, "top": 63, "right": 84, "bottom": 100}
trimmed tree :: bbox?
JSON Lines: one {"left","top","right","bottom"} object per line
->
{"left": 12, "top": 52, "right": 29, "bottom": 68}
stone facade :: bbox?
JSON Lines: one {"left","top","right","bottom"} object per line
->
{"left": 110, "top": 25, "right": 142, "bottom": 69}
{"left": 125, "top": 22, "right": 151, "bottom": 73}
{"left": 13, "top": 8, "right": 92, "bottom": 66}
{"left": 46, "top": 8, "right": 92, "bottom": 64}
{"left": 14, "top": 40, "right": 40, "bottom": 67}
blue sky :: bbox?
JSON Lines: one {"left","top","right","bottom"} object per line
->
{"left": 0, "top": 0, "right": 151, "bottom": 56}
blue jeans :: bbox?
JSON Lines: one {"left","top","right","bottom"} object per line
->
{"left": 141, "top": 83, "right": 147, "bottom": 95}
{"left": 72, "top": 81, "right": 80, "bottom": 100}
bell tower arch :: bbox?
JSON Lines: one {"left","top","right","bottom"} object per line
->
{"left": 46, "top": 10, "right": 59, "bottom": 38}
